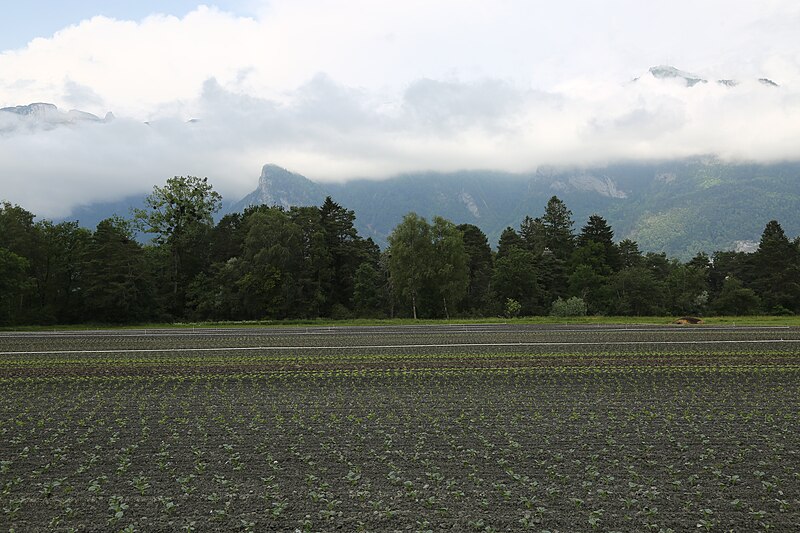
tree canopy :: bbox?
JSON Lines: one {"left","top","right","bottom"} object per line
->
{"left": 2, "top": 186, "right": 798, "bottom": 324}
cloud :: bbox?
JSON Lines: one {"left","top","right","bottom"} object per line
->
{"left": 402, "top": 78, "right": 526, "bottom": 133}
{"left": 62, "top": 80, "right": 105, "bottom": 108}
{"left": 0, "top": 1, "right": 800, "bottom": 218}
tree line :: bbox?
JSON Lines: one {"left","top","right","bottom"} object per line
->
{"left": 1, "top": 175, "right": 799, "bottom": 325}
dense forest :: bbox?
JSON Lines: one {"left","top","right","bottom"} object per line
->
{"left": 2, "top": 176, "right": 799, "bottom": 325}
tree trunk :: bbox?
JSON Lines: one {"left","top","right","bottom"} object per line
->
{"left": 443, "top": 296, "right": 449, "bottom": 320}
{"left": 172, "top": 247, "right": 180, "bottom": 297}
{"left": 412, "top": 293, "right": 417, "bottom": 320}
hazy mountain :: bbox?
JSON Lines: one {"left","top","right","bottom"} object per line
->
{"left": 65, "top": 195, "right": 148, "bottom": 233}
{"left": 636, "top": 65, "right": 779, "bottom": 87}
{"left": 647, "top": 65, "right": 709, "bottom": 87}
{"left": 231, "top": 164, "right": 328, "bottom": 212}
{"left": 228, "top": 159, "right": 800, "bottom": 259}
{"left": 0, "top": 102, "right": 114, "bottom": 132}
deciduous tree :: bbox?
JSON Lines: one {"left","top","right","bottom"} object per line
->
{"left": 430, "top": 217, "right": 469, "bottom": 319}
{"left": 134, "top": 176, "right": 222, "bottom": 314}
{"left": 387, "top": 213, "right": 432, "bottom": 319}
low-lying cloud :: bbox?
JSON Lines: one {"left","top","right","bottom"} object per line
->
{"left": 1, "top": 1, "right": 799, "bottom": 218}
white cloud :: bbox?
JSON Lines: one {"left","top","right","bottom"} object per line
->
{"left": 0, "top": 1, "right": 800, "bottom": 218}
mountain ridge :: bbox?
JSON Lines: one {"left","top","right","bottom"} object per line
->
{"left": 0, "top": 102, "right": 114, "bottom": 130}
{"left": 51, "top": 159, "right": 800, "bottom": 260}
{"left": 226, "top": 159, "right": 800, "bottom": 259}
{"left": 637, "top": 64, "right": 779, "bottom": 87}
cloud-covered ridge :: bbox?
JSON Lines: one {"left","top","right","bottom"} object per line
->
{"left": 1, "top": 2, "right": 800, "bottom": 218}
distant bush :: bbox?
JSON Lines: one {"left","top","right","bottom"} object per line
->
{"left": 504, "top": 298, "right": 522, "bottom": 318}
{"left": 712, "top": 277, "right": 761, "bottom": 316}
{"left": 330, "top": 303, "right": 354, "bottom": 320}
{"left": 550, "top": 297, "right": 588, "bottom": 317}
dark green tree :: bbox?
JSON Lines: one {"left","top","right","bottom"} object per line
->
{"left": 708, "top": 250, "right": 751, "bottom": 298}
{"left": 288, "top": 206, "right": 332, "bottom": 317}
{"left": 82, "top": 217, "right": 152, "bottom": 323}
{"left": 519, "top": 216, "right": 546, "bottom": 253}
{"left": 541, "top": 196, "right": 575, "bottom": 260}
{"left": 209, "top": 212, "right": 245, "bottom": 263}
{"left": 0, "top": 203, "right": 40, "bottom": 323}
{"left": 0, "top": 248, "right": 29, "bottom": 325}
{"left": 457, "top": 224, "right": 494, "bottom": 315}
{"left": 496, "top": 226, "right": 524, "bottom": 261}
{"left": 611, "top": 266, "right": 665, "bottom": 316}
{"left": 687, "top": 251, "right": 711, "bottom": 270}
{"left": 319, "top": 197, "right": 364, "bottom": 314}
{"left": 29, "top": 220, "right": 91, "bottom": 323}
{"left": 664, "top": 263, "right": 709, "bottom": 315}
{"left": 570, "top": 240, "right": 612, "bottom": 276}
{"left": 577, "top": 214, "right": 620, "bottom": 271}
{"left": 617, "top": 239, "right": 643, "bottom": 269}
{"left": 236, "top": 208, "right": 302, "bottom": 319}
{"left": 568, "top": 241, "right": 613, "bottom": 313}
{"left": 353, "top": 262, "right": 389, "bottom": 317}
{"left": 644, "top": 252, "right": 672, "bottom": 280}
{"left": 712, "top": 277, "right": 761, "bottom": 315}
{"left": 751, "top": 220, "right": 800, "bottom": 313}
{"left": 492, "top": 247, "right": 541, "bottom": 315}
{"left": 187, "top": 259, "right": 244, "bottom": 320}
{"left": 0, "top": 202, "right": 37, "bottom": 259}
{"left": 567, "top": 264, "right": 609, "bottom": 314}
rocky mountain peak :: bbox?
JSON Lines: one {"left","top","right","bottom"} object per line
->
{"left": 648, "top": 65, "right": 707, "bottom": 87}
{"left": 230, "top": 163, "right": 327, "bottom": 212}
{"left": 640, "top": 65, "right": 780, "bottom": 88}
{"left": 1, "top": 102, "right": 61, "bottom": 117}
{"left": 0, "top": 102, "right": 113, "bottom": 132}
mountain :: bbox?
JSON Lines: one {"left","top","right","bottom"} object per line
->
{"left": 65, "top": 195, "right": 149, "bottom": 233}
{"left": 647, "top": 65, "right": 708, "bottom": 87}
{"left": 637, "top": 65, "right": 779, "bottom": 87}
{"left": 0, "top": 102, "right": 114, "bottom": 132}
{"left": 228, "top": 159, "right": 800, "bottom": 260}
{"left": 231, "top": 164, "right": 328, "bottom": 211}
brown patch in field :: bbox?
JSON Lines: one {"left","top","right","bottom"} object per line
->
{"left": 674, "top": 316, "right": 704, "bottom": 324}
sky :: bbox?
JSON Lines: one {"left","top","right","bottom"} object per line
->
{"left": 1, "top": 0, "right": 800, "bottom": 218}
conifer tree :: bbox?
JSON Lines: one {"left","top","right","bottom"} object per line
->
{"left": 541, "top": 196, "right": 575, "bottom": 260}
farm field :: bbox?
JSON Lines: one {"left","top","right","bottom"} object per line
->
{"left": 1, "top": 324, "right": 798, "bottom": 532}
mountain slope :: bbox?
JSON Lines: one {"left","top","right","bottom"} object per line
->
{"left": 231, "top": 164, "right": 328, "bottom": 212}
{"left": 228, "top": 159, "right": 800, "bottom": 259}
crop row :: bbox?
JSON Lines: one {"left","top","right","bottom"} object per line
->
{"left": 1, "top": 326, "right": 798, "bottom": 531}
{"left": 3, "top": 325, "right": 799, "bottom": 352}
{"left": 2, "top": 368, "right": 798, "bottom": 531}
